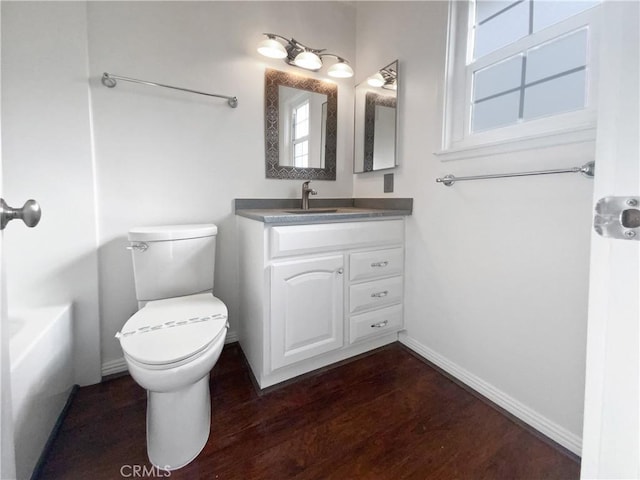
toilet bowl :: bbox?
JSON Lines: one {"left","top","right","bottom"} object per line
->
{"left": 120, "top": 293, "right": 228, "bottom": 470}
{"left": 117, "top": 224, "right": 228, "bottom": 470}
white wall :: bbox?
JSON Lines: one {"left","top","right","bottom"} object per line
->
{"left": 1, "top": 2, "right": 101, "bottom": 386}
{"left": 85, "top": 2, "right": 356, "bottom": 368}
{"left": 354, "top": 2, "right": 591, "bottom": 453}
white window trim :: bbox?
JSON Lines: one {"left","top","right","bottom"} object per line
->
{"left": 292, "top": 100, "right": 310, "bottom": 167}
{"left": 436, "top": 0, "right": 601, "bottom": 162}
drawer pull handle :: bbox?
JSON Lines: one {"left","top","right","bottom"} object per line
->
{"left": 371, "top": 320, "right": 389, "bottom": 328}
{"left": 371, "top": 261, "right": 389, "bottom": 268}
{"left": 371, "top": 290, "right": 389, "bottom": 298}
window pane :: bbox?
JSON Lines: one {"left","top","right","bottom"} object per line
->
{"left": 296, "top": 119, "right": 309, "bottom": 139}
{"left": 472, "top": 91, "right": 521, "bottom": 131}
{"left": 526, "top": 29, "right": 587, "bottom": 84}
{"left": 294, "top": 140, "right": 309, "bottom": 167}
{"left": 474, "top": 0, "right": 529, "bottom": 59}
{"left": 296, "top": 103, "right": 309, "bottom": 122}
{"left": 475, "top": 0, "right": 521, "bottom": 24}
{"left": 533, "top": 0, "right": 599, "bottom": 32}
{"left": 523, "top": 69, "right": 586, "bottom": 120}
{"left": 474, "top": 54, "right": 523, "bottom": 101}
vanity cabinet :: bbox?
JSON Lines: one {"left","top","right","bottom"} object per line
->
{"left": 270, "top": 255, "right": 344, "bottom": 369}
{"left": 237, "top": 216, "right": 405, "bottom": 389}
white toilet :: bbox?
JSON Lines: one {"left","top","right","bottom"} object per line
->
{"left": 116, "top": 224, "right": 228, "bottom": 470}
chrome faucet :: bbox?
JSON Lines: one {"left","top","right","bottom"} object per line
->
{"left": 301, "top": 181, "right": 317, "bottom": 210}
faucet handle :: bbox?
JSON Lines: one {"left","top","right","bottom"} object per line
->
{"left": 302, "top": 181, "right": 317, "bottom": 194}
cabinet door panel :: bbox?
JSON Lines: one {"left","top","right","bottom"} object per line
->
{"left": 271, "top": 255, "right": 344, "bottom": 370}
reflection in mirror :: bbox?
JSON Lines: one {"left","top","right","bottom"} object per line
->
{"left": 278, "top": 86, "right": 327, "bottom": 168}
{"left": 354, "top": 60, "right": 398, "bottom": 173}
{"left": 265, "top": 69, "right": 337, "bottom": 180}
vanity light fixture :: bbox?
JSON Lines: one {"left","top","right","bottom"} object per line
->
{"left": 257, "top": 33, "right": 354, "bottom": 78}
{"left": 367, "top": 66, "right": 397, "bottom": 90}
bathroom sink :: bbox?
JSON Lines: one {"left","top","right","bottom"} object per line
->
{"left": 284, "top": 208, "right": 338, "bottom": 214}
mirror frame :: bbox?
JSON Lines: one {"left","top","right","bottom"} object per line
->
{"left": 265, "top": 68, "right": 337, "bottom": 180}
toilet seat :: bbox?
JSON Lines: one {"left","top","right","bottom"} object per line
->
{"left": 119, "top": 293, "right": 228, "bottom": 367}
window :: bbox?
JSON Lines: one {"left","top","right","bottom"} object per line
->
{"left": 292, "top": 100, "right": 310, "bottom": 167}
{"left": 438, "top": 0, "right": 601, "bottom": 160}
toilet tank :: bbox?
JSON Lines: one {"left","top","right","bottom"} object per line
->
{"left": 128, "top": 224, "right": 217, "bottom": 302}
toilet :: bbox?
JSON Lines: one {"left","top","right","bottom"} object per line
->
{"left": 116, "top": 224, "right": 228, "bottom": 470}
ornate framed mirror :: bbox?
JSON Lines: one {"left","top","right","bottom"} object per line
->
{"left": 264, "top": 69, "right": 337, "bottom": 180}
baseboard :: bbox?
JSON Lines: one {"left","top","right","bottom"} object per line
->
{"left": 102, "top": 330, "right": 240, "bottom": 377}
{"left": 399, "top": 332, "right": 582, "bottom": 456}
{"left": 225, "top": 329, "right": 239, "bottom": 344}
{"left": 101, "top": 357, "right": 128, "bottom": 377}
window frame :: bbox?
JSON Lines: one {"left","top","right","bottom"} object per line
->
{"left": 437, "top": 0, "right": 601, "bottom": 161}
{"left": 291, "top": 99, "right": 310, "bottom": 167}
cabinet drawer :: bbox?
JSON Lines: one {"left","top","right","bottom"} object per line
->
{"left": 270, "top": 219, "right": 404, "bottom": 258}
{"left": 350, "top": 247, "right": 404, "bottom": 281}
{"left": 349, "top": 276, "right": 403, "bottom": 314}
{"left": 350, "top": 304, "right": 403, "bottom": 344}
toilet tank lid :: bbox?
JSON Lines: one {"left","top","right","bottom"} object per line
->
{"left": 128, "top": 224, "right": 217, "bottom": 242}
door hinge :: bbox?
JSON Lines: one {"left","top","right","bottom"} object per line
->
{"left": 594, "top": 196, "right": 640, "bottom": 240}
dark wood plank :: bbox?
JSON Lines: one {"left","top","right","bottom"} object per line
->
{"left": 38, "top": 343, "right": 580, "bottom": 480}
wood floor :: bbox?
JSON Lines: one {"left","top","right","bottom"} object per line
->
{"left": 38, "top": 343, "right": 579, "bottom": 479}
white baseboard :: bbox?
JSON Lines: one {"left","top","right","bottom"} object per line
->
{"left": 101, "top": 357, "right": 128, "bottom": 377}
{"left": 399, "top": 332, "right": 582, "bottom": 456}
{"left": 225, "top": 330, "right": 239, "bottom": 344}
{"left": 101, "top": 330, "right": 240, "bottom": 378}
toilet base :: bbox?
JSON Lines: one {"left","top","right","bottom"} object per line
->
{"left": 146, "top": 375, "right": 211, "bottom": 470}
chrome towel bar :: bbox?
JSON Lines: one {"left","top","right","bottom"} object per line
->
{"left": 101, "top": 72, "right": 238, "bottom": 108}
{"left": 435, "top": 161, "right": 594, "bottom": 186}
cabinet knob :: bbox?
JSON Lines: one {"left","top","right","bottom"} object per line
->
{"left": 336, "top": 268, "right": 344, "bottom": 275}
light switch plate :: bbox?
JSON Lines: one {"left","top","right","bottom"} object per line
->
{"left": 384, "top": 173, "right": 394, "bottom": 193}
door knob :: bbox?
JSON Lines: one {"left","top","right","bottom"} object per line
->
{"left": 0, "top": 198, "right": 42, "bottom": 230}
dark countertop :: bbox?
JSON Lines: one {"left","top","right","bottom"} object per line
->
{"left": 235, "top": 198, "right": 412, "bottom": 224}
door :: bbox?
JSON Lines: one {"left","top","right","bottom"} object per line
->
{"left": 581, "top": 1, "right": 639, "bottom": 478}
{"left": 270, "top": 255, "right": 344, "bottom": 370}
{"left": 1, "top": 9, "right": 17, "bottom": 470}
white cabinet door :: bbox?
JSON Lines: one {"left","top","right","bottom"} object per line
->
{"left": 270, "top": 255, "right": 344, "bottom": 370}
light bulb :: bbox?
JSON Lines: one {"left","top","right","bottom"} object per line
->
{"left": 367, "top": 72, "right": 385, "bottom": 87}
{"left": 257, "top": 38, "right": 287, "bottom": 59}
{"left": 294, "top": 51, "right": 322, "bottom": 70}
{"left": 327, "top": 61, "right": 354, "bottom": 78}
